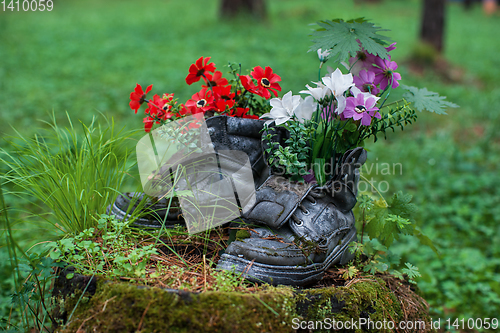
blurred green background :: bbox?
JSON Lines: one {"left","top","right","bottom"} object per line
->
{"left": 1, "top": 0, "right": 500, "bottom": 327}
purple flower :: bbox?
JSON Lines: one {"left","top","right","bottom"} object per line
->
{"left": 372, "top": 57, "right": 402, "bottom": 90}
{"left": 353, "top": 70, "right": 380, "bottom": 95}
{"left": 385, "top": 42, "right": 397, "bottom": 52}
{"left": 343, "top": 41, "right": 378, "bottom": 76}
{"left": 302, "top": 169, "right": 317, "bottom": 184}
{"left": 343, "top": 93, "right": 381, "bottom": 126}
{"left": 321, "top": 104, "right": 336, "bottom": 121}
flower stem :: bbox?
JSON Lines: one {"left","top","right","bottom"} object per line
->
{"left": 379, "top": 98, "right": 403, "bottom": 109}
{"left": 359, "top": 174, "right": 388, "bottom": 208}
{"left": 378, "top": 75, "right": 394, "bottom": 109}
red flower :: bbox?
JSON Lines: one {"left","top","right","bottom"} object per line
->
{"left": 229, "top": 107, "right": 259, "bottom": 119}
{"left": 213, "top": 85, "right": 237, "bottom": 100}
{"left": 185, "top": 89, "right": 214, "bottom": 114}
{"left": 177, "top": 104, "right": 191, "bottom": 117}
{"left": 143, "top": 116, "right": 154, "bottom": 133}
{"left": 177, "top": 113, "right": 204, "bottom": 134}
{"left": 215, "top": 99, "right": 236, "bottom": 113}
{"left": 185, "top": 56, "right": 216, "bottom": 85}
{"left": 130, "top": 84, "right": 153, "bottom": 113}
{"left": 250, "top": 66, "right": 281, "bottom": 99}
{"left": 145, "top": 94, "right": 174, "bottom": 122}
{"left": 202, "top": 71, "right": 228, "bottom": 89}
{"left": 240, "top": 75, "right": 259, "bottom": 95}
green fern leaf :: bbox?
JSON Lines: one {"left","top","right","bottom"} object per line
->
{"left": 401, "top": 85, "right": 459, "bottom": 114}
{"left": 310, "top": 18, "right": 393, "bottom": 62}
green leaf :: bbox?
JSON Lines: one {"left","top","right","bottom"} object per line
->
{"left": 358, "top": 194, "right": 374, "bottom": 211}
{"left": 310, "top": 124, "right": 325, "bottom": 163}
{"left": 310, "top": 18, "right": 393, "bottom": 62}
{"left": 388, "top": 191, "right": 418, "bottom": 219}
{"left": 401, "top": 84, "right": 459, "bottom": 114}
{"left": 49, "top": 250, "right": 62, "bottom": 260}
{"left": 171, "top": 190, "right": 194, "bottom": 198}
{"left": 380, "top": 251, "right": 401, "bottom": 266}
{"left": 343, "top": 265, "right": 359, "bottom": 279}
{"left": 386, "top": 214, "right": 411, "bottom": 230}
{"left": 313, "top": 158, "right": 326, "bottom": 186}
{"left": 414, "top": 226, "right": 439, "bottom": 255}
{"left": 402, "top": 262, "right": 421, "bottom": 280}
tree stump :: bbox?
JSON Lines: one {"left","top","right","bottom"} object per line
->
{"left": 52, "top": 272, "right": 433, "bottom": 332}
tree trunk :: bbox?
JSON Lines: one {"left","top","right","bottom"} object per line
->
{"left": 354, "top": 0, "right": 382, "bottom": 3}
{"left": 420, "top": 0, "right": 446, "bottom": 53}
{"left": 220, "top": 0, "right": 266, "bottom": 20}
{"left": 464, "top": 0, "right": 474, "bottom": 10}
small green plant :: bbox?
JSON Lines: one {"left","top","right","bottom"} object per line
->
{"left": 348, "top": 191, "right": 431, "bottom": 283}
{"left": 11, "top": 253, "right": 65, "bottom": 332}
{"left": 350, "top": 239, "right": 421, "bottom": 284}
{"left": 355, "top": 191, "right": 435, "bottom": 250}
{"left": 1, "top": 180, "right": 65, "bottom": 332}
{"left": 264, "top": 121, "right": 313, "bottom": 180}
{"left": 342, "top": 265, "right": 359, "bottom": 280}
{"left": 213, "top": 266, "right": 247, "bottom": 292}
{"left": 48, "top": 214, "right": 158, "bottom": 279}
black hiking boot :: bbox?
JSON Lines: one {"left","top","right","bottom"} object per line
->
{"left": 107, "top": 115, "right": 269, "bottom": 228}
{"left": 216, "top": 147, "right": 366, "bottom": 286}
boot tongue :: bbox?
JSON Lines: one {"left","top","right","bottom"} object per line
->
{"left": 242, "top": 175, "right": 314, "bottom": 229}
{"left": 330, "top": 182, "right": 358, "bottom": 213}
{"left": 328, "top": 147, "right": 368, "bottom": 212}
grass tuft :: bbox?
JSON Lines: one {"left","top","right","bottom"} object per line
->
{"left": 0, "top": 114, "right": 136, "bottom": 234}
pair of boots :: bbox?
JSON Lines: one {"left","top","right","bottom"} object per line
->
{"left": 108, "top": 116, "right": 366, "bottom": 287}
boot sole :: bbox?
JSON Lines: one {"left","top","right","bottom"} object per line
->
{"left": 217, "top": 228, "right": 357, "bottom": 286}
{"left": 106, "top": 202, "right": 185, "bottom": 229}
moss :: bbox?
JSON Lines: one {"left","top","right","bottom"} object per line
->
{"left": 55, "top": 277, "right": 433, "bottom": 333}
{"left": 294, "top": 278, "right": 433, "bottom": 333}
{"left": 57, "top": 282, "right": 295, "bottom": 333}
{"left": 235, "top": 229, "right": 251, "bottom": 241}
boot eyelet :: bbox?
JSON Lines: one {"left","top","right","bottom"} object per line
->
{"left": 310, "top": 198, "right": 317, "bottom": 206}
{"left": 295, "top": 219, "right": 303, "bottom": 226}
{"left": 302, "top": 209, "right": 310, "bottom": 216}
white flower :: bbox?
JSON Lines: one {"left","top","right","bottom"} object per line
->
{"left": 260, "top": 91, "right": 301, "bottom": 125}
{"left": 295, "top": 96, "right": 316, "bottom": 123}
{"left": 322, "top": 68, "right": 354, "bottom": 114}
{"left": 299, "top": 81, "right": 331, "bottom": 101}
{"left": 317, "top": 48, "right": 330, "bottom": 62}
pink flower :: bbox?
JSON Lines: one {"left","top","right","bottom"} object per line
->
{"left": 342, "top": 93, "right": 381, "bottom": 126}
{"left": 372, "top": 57, "right": 402, "bottom": 90}
{"left": 353, "top": 70, "right": 380, "bottom": 95}
{"left": 385, "top": 42, "right": 397, "bottom": 52}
